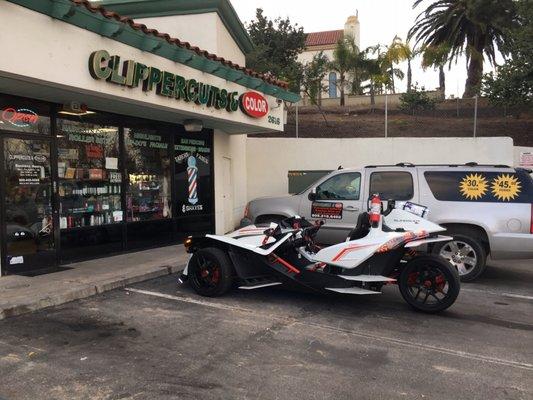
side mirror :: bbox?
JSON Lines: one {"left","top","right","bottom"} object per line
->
{"left": 308, "top": 188, "right": 317, "bottom": 201}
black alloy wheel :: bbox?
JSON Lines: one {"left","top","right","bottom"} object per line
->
{"left": 189, "top": 247, "right": 234, "bottom": 297}
{"left": 398, "top": 255, "right": 460, "bottom": 313}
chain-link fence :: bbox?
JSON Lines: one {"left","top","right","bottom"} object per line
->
{"left": 280, "top": 95, "right": 532, "bottom": 146}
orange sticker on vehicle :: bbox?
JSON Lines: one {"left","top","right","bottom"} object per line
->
{"left": 491, "top": 174, "right": 521, "bottom": 201}
{"left": 459, "top": 173, "right": 488, "bottom": 200}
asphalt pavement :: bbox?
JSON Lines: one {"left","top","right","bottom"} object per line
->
{"left": 0, "top": 259, "right": 532, "bottom": 400}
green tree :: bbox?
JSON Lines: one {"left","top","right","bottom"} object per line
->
{"left": 246, "top": 8, "right": 306, "bottom": 92}
{"left": 399, "top": 85, "right": 437, "bottom": 114}
{"left": 421, "top": 43, "right": 451, "bottom": 99}
{"left": 301, "top": 52, "right": 330, "bottom": 124}
{"left": 330, "top": 35, "right": 359, "bottom": 106}
{"left": 482, "top": 0, "right": 533, "bottom": 116}
{"left": 408, "top": 0, "right": 518, "bottom": 98}
{"left": 384, "top": 36, "right": 410, "bottom": 93}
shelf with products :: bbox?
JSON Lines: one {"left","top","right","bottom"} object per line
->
{"left": 58, "top": 181, "right": 123, "bottom": 229}
{"left": 127, "top": 173, "right": 170, "bottom": 222}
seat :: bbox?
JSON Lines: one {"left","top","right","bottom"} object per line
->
{"left": 346, "top": 212, "right": 370, "bottom": 241}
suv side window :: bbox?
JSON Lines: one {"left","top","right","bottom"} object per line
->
{"left": 316, "top": 172, "right": 361, "bottom": 201}
{"left": 424, "top": 170, "right": 533, "bottom": 202}
{"left": 369, "top": 171, "right": 414, "bottom": 200}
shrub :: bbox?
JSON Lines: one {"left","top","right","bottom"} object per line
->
{"left": 399, "top": 86, "right": 436, "bottom": 114}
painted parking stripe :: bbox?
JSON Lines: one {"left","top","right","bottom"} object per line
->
{"left": 461, "top": 287, "right": 533, "bottom": 300}
{"left": 124, "top": 287, "right": 533, "bottom": 371}
{"left": 502, "top": 293, "right": 533, "bottom": 301}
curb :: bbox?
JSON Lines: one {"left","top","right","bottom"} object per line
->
{"left": 0, "top": 265, "right": 184, "bottom": 321}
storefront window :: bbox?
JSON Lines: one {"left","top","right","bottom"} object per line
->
{"left": 3, "top": 138, "right": 55, "bottom": 270}
{"left": 125, "top": 128, "right": 171, "bottom": 222}
{"left": 56, "top": 119, "right": 122, "bottom": 228}
{"left": 0, "top": 94, "right": 51, "bottom": 135}
{"left": 174, "top": 132, "right": 213, "bottom": 218}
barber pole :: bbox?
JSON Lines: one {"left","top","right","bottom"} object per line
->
{"left": 187, "top": 156, "right": 198, "bottom": 205}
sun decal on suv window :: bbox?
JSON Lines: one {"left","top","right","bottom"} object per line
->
{"left": 459, "top": 173, "right": 488, "bottom": 200}
{"left": 491, "top": 174, "right": 522, "bottom": 201}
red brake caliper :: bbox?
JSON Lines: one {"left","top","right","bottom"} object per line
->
{"left": 435, "top": 274, "right": 446, "bottom": 292}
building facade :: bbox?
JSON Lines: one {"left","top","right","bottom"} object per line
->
{"left": 0, "top": 0, "right": 298, "bottom": 275}
{"left": 298, "top": 14, "right": 361, "bottom": 101}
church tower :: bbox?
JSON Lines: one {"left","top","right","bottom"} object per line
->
{"left": 344, "top": 11, "right": 361, "bottom": 50}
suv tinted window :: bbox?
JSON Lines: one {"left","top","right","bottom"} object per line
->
{"left": 369, "top": 172, "right": 414, "bottom": 200}
{"left": 424, "top": 170, "right": 533, "bottom": 203}
{"left": 316, "top": 172, "right": 361, "bottom": 200}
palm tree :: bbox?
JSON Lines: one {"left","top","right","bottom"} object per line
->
{"left": 384, "top": 36, "right": 410, "bottom": 93}
{"left": 330, "top": 36, "right": 359, "bottom": 106}
{"left": 421, "top": 43, "right": 450, "bottom": 99}
{"left": 408, "top": 0, "right": 517, "bottom": 98}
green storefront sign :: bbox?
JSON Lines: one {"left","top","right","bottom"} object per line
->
{"left": 88, "top": 50, "right": 240, "bottom": 112}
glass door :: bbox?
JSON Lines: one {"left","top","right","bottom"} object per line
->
{"left": 2, "top": 137, "right": 56, "bottom": 273}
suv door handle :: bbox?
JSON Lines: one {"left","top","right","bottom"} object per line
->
{"left": 344, "top": 206, "right": 359, "bottom": 212}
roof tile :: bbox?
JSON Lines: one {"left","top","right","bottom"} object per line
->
{"left": 305, "top": 30, "right": 344, "bottom": 47}
{"left": 70, "top": 0, "right": 288, "bottom": 89}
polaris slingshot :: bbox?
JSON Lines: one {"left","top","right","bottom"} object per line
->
{"left": 180, "top": 196, "right": 460, "bottom": 313}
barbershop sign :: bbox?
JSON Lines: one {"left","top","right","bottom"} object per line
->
{"left": 88, "top": 50, "right": 269, "bottom": 118}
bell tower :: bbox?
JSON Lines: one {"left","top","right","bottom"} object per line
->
{"left": 344, "top": 11, "right": 361, "bottom": 50}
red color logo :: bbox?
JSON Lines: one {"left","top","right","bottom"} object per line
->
{"left": 2, "top": 107, "right": 39, "bottom": 128}
{"left": 239, "top": 92, "right": 269, "bottom": 118}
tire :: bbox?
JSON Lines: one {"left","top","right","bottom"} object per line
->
{"left": 432, "top": 233, "right": 487, "bottom": 282}
{"left": 398, "top": 255, "right": 460, "bottom": 313}
{"left": 188, "top": 247, "right": 235, "bottom": 297}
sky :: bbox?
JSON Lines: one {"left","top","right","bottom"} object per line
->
{"left": 230, "top": 0, "right": 472, "bottom": 98}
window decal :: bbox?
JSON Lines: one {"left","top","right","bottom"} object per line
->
{"left": 491, "top": 174, "right": 521, "bottom": 201}
{"left": 459, "top": 173, "right": 488, "bottom": 200}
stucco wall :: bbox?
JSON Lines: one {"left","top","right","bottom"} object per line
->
{"left": 297, "top": 48, "right": 337, "bottom": 99}
{"left": 246, "top": 137, "right": 515, "bottom": 200}
{"left": 0, "top": 3, "right": 282, "bottom": 132}
{"left": 134, "top": 13, "right": 246, "bottom": 65}
{"left": 214, "top": 132, "right": 247, "bottom": 233}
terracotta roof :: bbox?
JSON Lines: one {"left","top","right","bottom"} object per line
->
{"left": 305, "top": 30, "right": 343, "bottom": 47}
{"left": 71, "top": 0, "right": 288, "bottom": 89}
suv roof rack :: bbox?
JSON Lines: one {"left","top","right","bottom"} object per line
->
{"left": 364, "top": 162, "right": 511, "bottom": 168}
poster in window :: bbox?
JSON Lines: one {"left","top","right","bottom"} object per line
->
{"left": 175, "top": 135, "right": 213, "bottom": 216}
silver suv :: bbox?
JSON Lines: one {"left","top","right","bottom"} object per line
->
{"left": 241, "top": 163, "right": 533, "bottom": 281}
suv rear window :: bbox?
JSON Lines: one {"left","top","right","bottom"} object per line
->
{"left": 424, "top": 170, "right": 533, "bottom": 203}
{"left": 369, "top": 172, "right": 414, "bottom": 200}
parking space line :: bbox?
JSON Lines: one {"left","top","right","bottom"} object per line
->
{"left": 125, "top": 287, "right": 533, "bottom": 372}
{"left": 461, "top": 287, "right": 533, "bottom": 300}
{"left": 501, "top": 293, "right": 533, "bottom": 301}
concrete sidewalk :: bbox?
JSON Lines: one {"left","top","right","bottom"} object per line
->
{"left": 0, "top": 245, "right": 188, "bottom": 320}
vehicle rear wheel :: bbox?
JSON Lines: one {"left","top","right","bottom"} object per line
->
{"left": 432, "top": 233, "right": 487, "bottom": 282}
{"left": 189, "top": 247, "right": 234, "bottom": 297}
{"left": 398, "top": 255, "right": 460, "bottom": 313}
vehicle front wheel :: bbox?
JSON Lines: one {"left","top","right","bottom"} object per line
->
{"left": 189, "top": 247, "right": 234, "bottom": 297}
{"left": 432, "top": 234, "right": 487, "bottom": 282}
{"left": 398, "top": 255, "right": 460, "bottom": 313}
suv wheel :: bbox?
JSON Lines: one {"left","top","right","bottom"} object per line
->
{"left": 432, "top": 233, "right": 487, "bottom": 282}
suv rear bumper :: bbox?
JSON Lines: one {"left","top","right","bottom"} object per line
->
{"left": 490, "top": 233, "right": 533, "bottom": 260}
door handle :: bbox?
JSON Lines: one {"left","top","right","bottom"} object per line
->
{"left": 344, "top": 206, "right": 359, "bottom": 212}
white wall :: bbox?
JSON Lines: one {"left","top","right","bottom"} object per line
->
{"left": 214, "top": 131, "right": 247, "bottom": 233}
{"left": 246, "top": 137, "right": 515, "bottom": 200}
{"left": 0, "top": 3, "right": 283, "bottom": 132}
{"left": 134, "top": 13, "right": 246, "bottom": 65}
